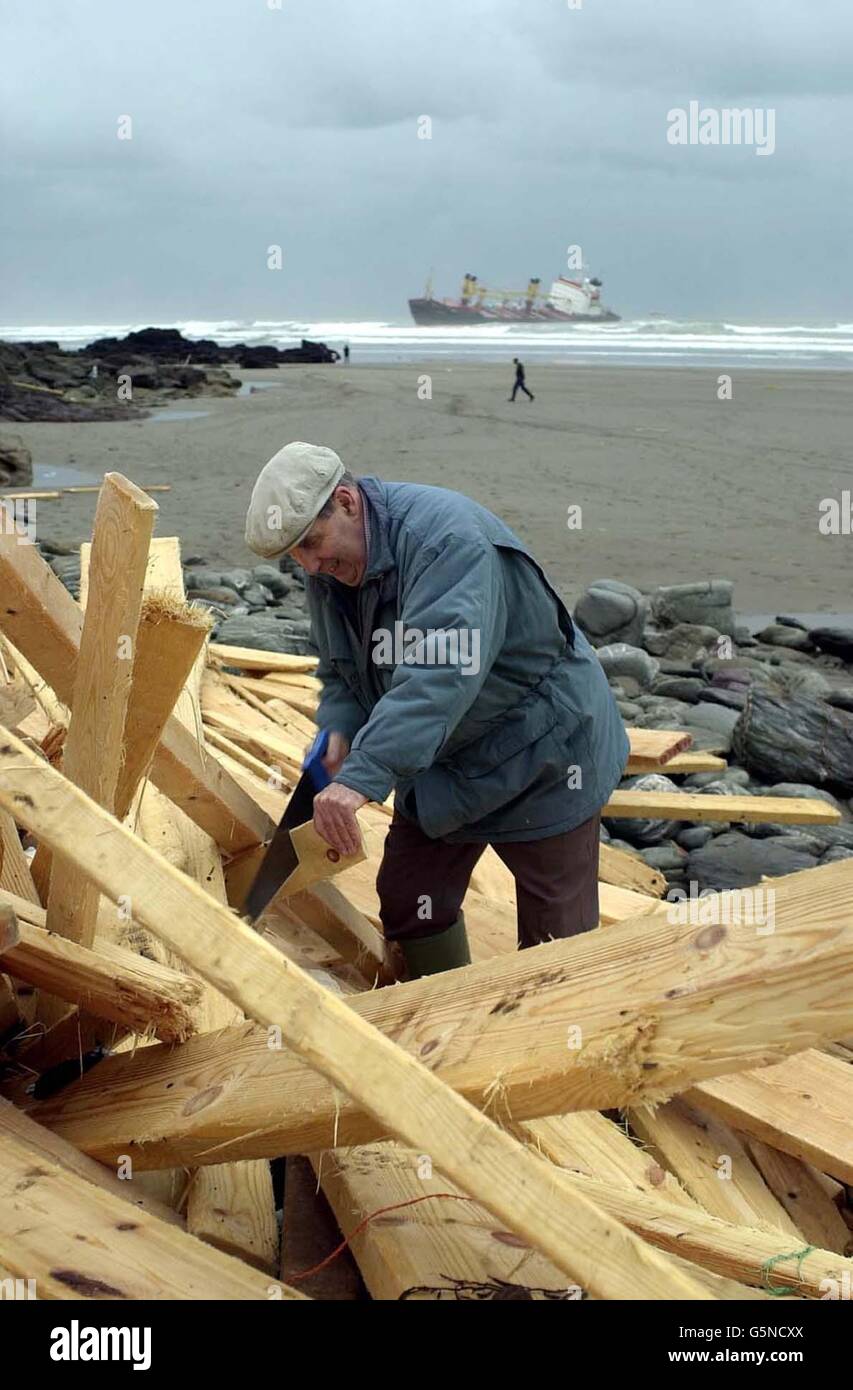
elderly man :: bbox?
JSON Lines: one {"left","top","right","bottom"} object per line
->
{"left": 245, "top": 441, "right": 628, "bottom": 979}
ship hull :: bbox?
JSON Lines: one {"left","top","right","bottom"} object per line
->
{"left": 409, "top": 298, "right": 621, "bottom": 327}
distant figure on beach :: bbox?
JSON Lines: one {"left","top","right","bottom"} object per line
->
{"left": 344, "top": 344, "right": 350, "bottom": 363}
{"left": 509, "top": 357, "right": 534, "bottom": 402}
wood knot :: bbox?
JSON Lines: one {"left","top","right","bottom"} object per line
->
{"left": 181, "top": 1084, "right": 224, "bottom": 1116}
{"left": 694, "top": 923, "right": 727, "bottom": 951}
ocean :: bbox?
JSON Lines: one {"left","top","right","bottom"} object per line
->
{"left": 2, "top": 318, "right": 853, "bottom": 370}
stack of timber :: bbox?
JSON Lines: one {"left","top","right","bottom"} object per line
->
{"left": 0, "top": 473, "right": 851, "bottom": 1304}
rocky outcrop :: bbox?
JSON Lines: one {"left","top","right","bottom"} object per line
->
{"left": 86, "top": 328, "right": 340, "bottom": 367}
{"left": 0, "top": 330, "right": 340, "bottom": 423}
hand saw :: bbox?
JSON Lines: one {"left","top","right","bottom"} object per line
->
{"left": 242, "top": 728, "right": 364, "bottom": 922}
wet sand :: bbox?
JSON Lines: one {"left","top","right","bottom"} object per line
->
{"left": 12, "top": 363, "right": 851, "bottom": 614}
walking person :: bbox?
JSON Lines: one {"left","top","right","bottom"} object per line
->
{"left": 509, "top": 356, "right": 534, "bottom": 401}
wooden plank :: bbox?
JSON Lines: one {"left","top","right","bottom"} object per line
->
{"left": 547, "top": 1169, "right": 849, "bottom": 1299}
{"left": 256, "top": 672, "right": 322, "bottom": 695}
{"left": 0, "top": 680, "right": 35, "bottom": 730}
{"left": 0, "top": 1132, "right": 304, "bottom": 1300}
{"left": 626, "top": 751, "right": 727, "bottom": 775}
{"left": 203, "top": 723, "right": 294, "bottom": 788}
{"left": 0, "top": 889, "right": 201, "bottom": 1041}
{"left": 133, "top": 537, "right": 279, "bottom": 1276}
{"left": 285, "top": 880, "right": 395, "bottom": 987}
{"left": 0, "top": 633, "right": 68, "bottom": 727}
{"left": 271, "top": 691, "right": 318, "bottom": 721}
{"left": 520, "top": 1113, "right": 794, "bottom": 1298}
{"left": 210, "top": 643, "right": 319, "bottom": 674}
{"left": 0, "top": 1097, "right": 182, "bottom": 1226}
{"left": 303, "top": 948, "right": 579, "bottom": 1300}
{"left": 467, "top": 846, "right": 513, "bottom": 901}
{"left": 0, "top": 527, "right": 272, "bottom": 853}
{"left": 46, "top": 474, "right": 157, "bottom": 947}
{"left": 625, "top": 728, "right": 692, "bottom": 766}
{"left": 318, "top": 1104, "right": 782, "bottom": 1300}
{"left": 153, "top": 717, "right": 273, "bottom": 852}
{"left": 34, "top": 859, "right": 853, "bottom": 1171}
{"left": 0, "top": 902, "right": 19, "bottom": 952}
{"left": 186, "top": 1161, "right": 280, "bottom": 1275}
{"left": 599, "top": 842, "right": 666, "bottom": 897}
{"left": 0, "top": 809, "right": 39, "bottom": 903}
{"left": 316, "top": 1141, "right": 581, "bottom": 1301}
{"left": 63, "top": 483, "right": 171, "bottom": 495}
{"left": 690, "top": 1051, "right": 853, "bottom": 1184}
{"left": 114, "top": 593, "right": 211, "bottom": 819}
{"left": 745, "top": 1138, "right": 853, "bottom": 1256}
{"left": 524, "top": 1110, "right": 697, "bottom": 1210}
{"left": 204, "top": 671, "right": 314, "bottom": 752}
{"left": 0, "top": 490, "right": 60, "bottom": 500}
{"left": 604, "top": 790, "right": 841, "bottom": 825}
{"left": 203, "top": 706, "right": 304, "bottom": 780}
{"left": 276, "top": 817, "right": 367, "bottom": 898}
{"left": 0, "top": 729, "right": 706, "bottom": 1300}
{"left": 599, "top": 882, "right": 670, "bottom": 925}
{"left": 628, "top": 1098, "right": 803, "bottom": 1236}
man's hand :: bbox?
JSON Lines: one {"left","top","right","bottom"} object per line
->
{"left": 322, "top": 732, "right": 350, "bottom": 778}
{"left": 312, "top": 782, "right": 367, "bottom": 856}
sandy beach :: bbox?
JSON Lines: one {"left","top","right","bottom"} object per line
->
{"left": 13, "top": 363, "right": 849, "bottom": 615}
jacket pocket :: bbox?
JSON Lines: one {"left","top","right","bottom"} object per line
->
{"left": 450, "top": 697, "right": 559, "bottom": 779}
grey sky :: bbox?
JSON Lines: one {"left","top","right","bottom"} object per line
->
{"left": 2, "top": 0, "right": 851, "bottom": 325}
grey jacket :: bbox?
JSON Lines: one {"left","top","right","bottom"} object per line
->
{"left": 306, "top": 477, "right": 629, "bottom": 842}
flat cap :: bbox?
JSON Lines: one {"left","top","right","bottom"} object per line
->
{"left": 245, "top": 441, "right": 346, "bottom": 557}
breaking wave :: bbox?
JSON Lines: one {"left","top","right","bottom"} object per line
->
{"left": 2, "top": 317, "right": 851, "bottom": 368}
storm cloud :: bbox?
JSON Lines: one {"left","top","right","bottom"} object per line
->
{"left": 1, "top": 0, "right": 850, "bottom": 324}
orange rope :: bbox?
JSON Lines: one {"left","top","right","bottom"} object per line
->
{"left": 288, "top": 1192, "right": 473, "bottom": 1282}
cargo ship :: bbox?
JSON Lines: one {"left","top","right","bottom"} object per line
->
{"left": 409, "top": 270, "right": 620, "bottom": 326}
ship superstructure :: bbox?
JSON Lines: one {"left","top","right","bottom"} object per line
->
{"left": 409, "top": 269, "right": 619, "bottom": 325}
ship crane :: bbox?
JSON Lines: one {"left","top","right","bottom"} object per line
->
{"left": 461, "top": 274, "right": 547, "bottom": 307}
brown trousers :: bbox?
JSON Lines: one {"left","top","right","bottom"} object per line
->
{"left": 377, "top": 809, "right": 601, "bottom": 951}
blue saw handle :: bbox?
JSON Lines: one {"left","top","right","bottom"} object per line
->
{"left": 303, "top": 728, "right": 331, "bottom": 792}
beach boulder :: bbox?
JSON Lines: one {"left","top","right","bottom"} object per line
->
{"left": 807, "top": 627, "right": 853, "bottom": 663}
{"left": 603, "top": 772, "right": 684, "bottom": 847}
{"left": 574, "top": 579, "right": 647, "bottom": 648}
{"left": 650, "top": 580, "right": 736, "bottom": 636}
{"left": 686, "top": 829, "right": 819, "bottom": 892}
{"left": 596, "top": 642, "right": 659, "bottom": 689}
{"left": 0, "top": 433, "right": 33, "bottom": 487}
{"left": 643, "top": 622, "right": 724, "bottom": 661}
{"left": 732, "top": 687, "right": 853, "bottom": 792}
{"left": 213, "top": 614, "right": 315, "bottom": 657}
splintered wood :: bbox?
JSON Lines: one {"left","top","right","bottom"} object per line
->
{"left": 0, "top": 474, "right": 851, "bottom": 1302}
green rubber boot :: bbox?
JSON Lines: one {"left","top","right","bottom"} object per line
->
{"left": 399, "top": 914, "right": 471, "bottom": 979}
